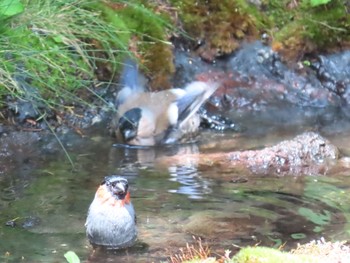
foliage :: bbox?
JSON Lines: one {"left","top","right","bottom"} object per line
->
{"left": 0, "top": 0, "right": 24, "bottom": 19}
{"left": 309, "top": 0, "right": 332, "bottom": 7}
{"left": 64, "top": 251, "right": 80, "bottom": 263}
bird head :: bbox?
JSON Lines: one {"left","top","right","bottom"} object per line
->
{"left": 96, "top": 176, "right": 131, "bottom": 207}
{"left": 118, "top": 108, "right": 142, "bottom": 143}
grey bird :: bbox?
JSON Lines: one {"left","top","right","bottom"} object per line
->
{"left": 85, "top": 176, "right": 137, "bottom": 249}
{"left": 110, "top": 59, "right": 220, "bottom": 146}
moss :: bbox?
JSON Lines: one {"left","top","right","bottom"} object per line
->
{"left": 268, "top": 0, "right": 350, "bottom": 60}
{"left": 170, "top": 0, "right": 265, "bottom": 59}
{"left": 231, "top": 246, "right": 316, "bottom": 263}
{"left": 115, "top": 1, "right": 175, "bottom": 89}
{"left": 86, "top": 1, "right": 175, "bottom": 89}
{"left": 300, "top": 1, "right": 349, "bottom": 47}
{"left": 171, "top": 0, "right": 349, "bottom": 62}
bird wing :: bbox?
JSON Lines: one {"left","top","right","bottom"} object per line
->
{"left": 159, "top": 81, "right": 219, "bottom": 144}
{"left": 177, "top": 81, "right": 220, "bottom": 125}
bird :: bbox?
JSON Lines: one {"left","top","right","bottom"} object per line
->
{"left": 110, "top": 59, "right": 221, "bottom": 146}
{"left": 85, "top": 175, "right": 137, "bottom": 249}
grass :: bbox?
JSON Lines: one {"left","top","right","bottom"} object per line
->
{"left": 1, "top": 0, "right": 110, "bottom": 108}
{"left": 169, "top": 237, "right": 214, "bottom": 263}
{"left": 0, "top": 0, "right": 174, "bottom": 113}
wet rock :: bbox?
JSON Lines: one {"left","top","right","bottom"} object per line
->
{"left": 7, "top": 101, "right": 39, "bottom": 123}
{"left": 158, "top": 132, "right": 339, "bottom": 176}
{"left": 5, "top": 216, "right": 41, "bottom": 229}
{"left": 311, "top": 52, "right": 350, "bottom": 97}
{"left": 58, "top": 106, "right": 111, "bottom": 130}
{"left": 6, "top": 74, "right": 49, "bottom": 123}
{"left": 228, "top": 131, "right": 339, "bottom": 175}
{"left": 21, "top": 216, "right": 41, "bottom": 229}
{"left": 172, "top": 48, "right": 228, "bottom": 88}
{"left": 174, "top": 42, "right": 348, "bottom": 112}
{"left": 5, "top": 220, "right": 16, "bottom": 228}
{"left": 310, "top": 51, "right": 350, "bottom": 118}
{"left": 224, "top": 41, "right": 342, "bottom": 110}
{"left": 183, "top": 212, "right": 256, "bottom": 240}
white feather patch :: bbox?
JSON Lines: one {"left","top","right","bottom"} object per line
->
{"left": 184, "top": 81, "right": 207, "bottom": 93}
{"left": 170, "top": 88, "right": 186, "bottom": 97}
{"left": 167, "top": 103, "right": 179, "bottom": 125}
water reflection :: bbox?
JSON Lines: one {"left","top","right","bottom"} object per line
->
{"left": 168, "top": 165, "right": 212, "bottom": 199}
{"left": 109, "top": 142, "right": 213, "bottom": 199}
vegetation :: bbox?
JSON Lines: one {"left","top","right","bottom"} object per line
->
{"left": 268, "top": 0, "right": 349, "bottom": 61}
{"left": 171, "top": 0, "right": 349, "bottom": 62}
{"left": 169, "top": 238, "right": 350, "bottom": 263}
{"left": 64, "top": 251, "right": 80, "bottom": 263}
{"left": 170, "top": 0, "right": 262, "bottom": 61}
{"left": 0, "top": 0, "right": 348, "bottom": 124}
{"left": 170, "top": 237, "right": 213, "bottom": 263}
{"left": 0, "top": 0, "right": 174, "bottom": 120}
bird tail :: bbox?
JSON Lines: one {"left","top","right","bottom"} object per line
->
{"left": 120, "top": 58, "right": 139, "bottom": 90}
{"left": 116, "top": 58, "right": 146, "bottom": 106}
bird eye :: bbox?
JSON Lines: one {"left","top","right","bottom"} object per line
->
{"left": 110, "top": 180, "right": 120, "bottom": 187}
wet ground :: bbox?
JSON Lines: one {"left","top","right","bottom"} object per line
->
{"left": 1, "top": 111, "right": 350, "bottom": 263}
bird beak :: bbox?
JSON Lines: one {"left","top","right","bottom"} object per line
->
{"left": 123, "top": 129, "right": 136, "bottom": 142}
{"left": 115, "top": 183, "right": 126, "bottom": 194}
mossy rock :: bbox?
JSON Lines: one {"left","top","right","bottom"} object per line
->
{"left": 171, "top": 0, "right": 262, "bottom": 61}
{"left": 171, "top": 0, "right": 349, "bottom": 62}
{"left": 268, "top": 0, "right": 350, "bottom": 61}
{"left": 232, "top": 246, "right": 316, "bottom": 263}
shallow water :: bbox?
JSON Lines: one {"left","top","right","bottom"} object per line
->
{"left": 1, "top": 116, "right": 350, "bottom": 262}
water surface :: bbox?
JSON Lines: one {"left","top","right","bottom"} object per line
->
{"left": 1, "top": 117, "right": 350, "bottom": 262}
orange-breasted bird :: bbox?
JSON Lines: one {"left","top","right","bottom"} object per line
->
{"left": 85, "top": 176, "right": 137, "bottom": 249}
{"left": 110, "top": 59, "right": 220, "bottom": 146}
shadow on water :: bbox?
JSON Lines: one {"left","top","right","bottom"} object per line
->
{"left": 1, "top": 119, "right": 350, "bottom": 262}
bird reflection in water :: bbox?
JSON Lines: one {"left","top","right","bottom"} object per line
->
{"left": 108, "top": 142, "right": 212, "bottom": 200}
